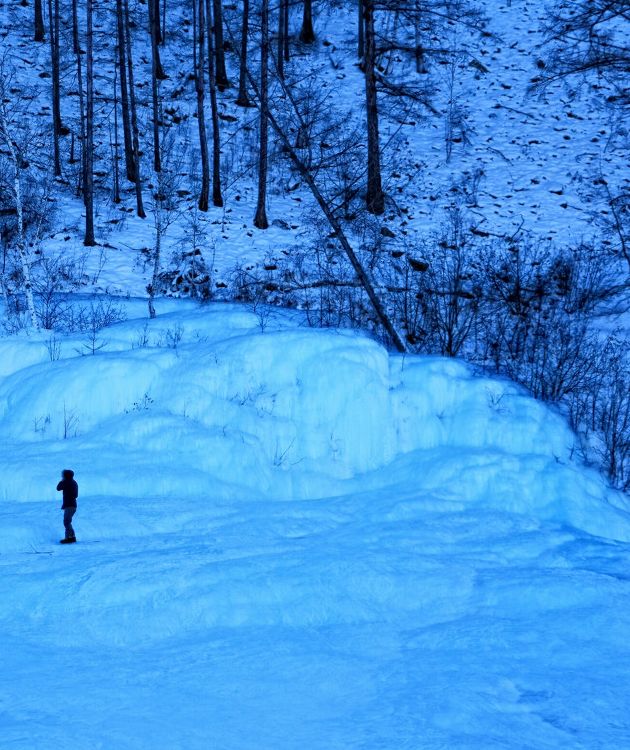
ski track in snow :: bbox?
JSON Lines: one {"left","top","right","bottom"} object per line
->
{"left": 0, "top": 302, "right": 629, "bottom": 748}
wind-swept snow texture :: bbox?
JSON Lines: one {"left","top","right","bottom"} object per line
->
{"left": 1, "top": 302, "right": 630, "bottom": 749}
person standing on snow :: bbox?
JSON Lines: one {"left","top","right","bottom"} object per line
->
{"left": 57, "top": 469, "right": 79, "bottom": 544}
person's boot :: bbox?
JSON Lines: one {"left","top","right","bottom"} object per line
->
{"left": 60, "top": 536, "right": 77, "bottom": 544}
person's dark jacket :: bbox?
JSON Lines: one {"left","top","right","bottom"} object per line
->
{"left": 57, "top": 470, "right": 79, "bottom": 509}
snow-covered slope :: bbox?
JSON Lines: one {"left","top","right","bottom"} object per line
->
{"left": 1, "top": 301, "right": 630, "bottom": 748}
{"left": 1, "top": 0, "right": 627, "bottom": 295}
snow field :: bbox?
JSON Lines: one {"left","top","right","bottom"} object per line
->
{"left": 1, "top": 301, "right": 629, "bottom": 748}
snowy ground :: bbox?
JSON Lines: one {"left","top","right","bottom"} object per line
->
{"left": 1, "top": 301, "right": 630, "bottom": 748}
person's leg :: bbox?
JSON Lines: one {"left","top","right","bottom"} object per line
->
{"left": 63, "top": 508, "right": 76, "bottom": 540}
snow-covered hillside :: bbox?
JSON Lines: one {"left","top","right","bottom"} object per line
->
{"left": 0, "top": 0, "right": 627, "bottom": 294}
{"left": 1, "top": 301, "right": 630, "bottom": 748}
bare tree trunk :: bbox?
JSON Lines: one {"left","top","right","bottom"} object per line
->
{"left": 124, "top": 0, "right": 146, "bottom": 217}
{"left": 149, "top": 0, "right": 162, "bottom": 173}
{"left": 48, "top": 0, "right": 62, "bottom": 177}
{"left": 277, "top": 0, "right": 285, "bottom": 80}
{"left": 414, "top": 0, "right": 426, "bottom": 73}
{"left": 112, "top": 54, "right": 121, "bottom": 204}
{"left": 357, "top": 0, "right": 364, "bottom": 59}
{"left": 283, "top": 0, "right": 289, "bottom": 61}
{"left": 236, "top": 0, "right": 251, "bottom": 106}
{"left": 213, "top": 0, "right": 229, "bottom": 90}
{"left": 84, "top": 0, "right": 96, "bottom": 245}
{"left": 194, "top": 0, "right": 210, "bottom": 211}
{"left": 253, "top": 0, "right": 269, "bottom": 229}
{"left": 116, "top": 0, "right": 136, "bottom": 181}
{"left": 154, "top": 0, "right": 162, "bottom": 43}
{"left": 299, "top": 0, "right": 315, "bottom": 43}
{"left": 364, "top": 0, "right": 384, "bottom": 215}
{"left": 72, "top": 0, "right": 86, "bottom": 197}
{"left": 148, "top": 0, "right": 167, "bottom": 79}
{"left": 34, "top": 0, "right": 45, "bottom": 41}
{"left": 205, "top": 0, "right": 224, "bottom": 206}
{"left": 0, "top": 100, "right": 40, "bottom": 330}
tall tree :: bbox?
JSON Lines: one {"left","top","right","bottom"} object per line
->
{"left": 363, "top": 0, "right": 384, "bottom": 214}
{"left": 277, "top": 0, "right": 286, "bottom": 80}
{"left": 253, "top": 0, "right": 269, "bottom": 229}
{"left": 357, "top": 0, "right": 364, "bottom": 60}
{"left": 148, "top": 0, "right": 167, "bottom": 79}
{"left": 47, "top": 0, "right": 62, "bottom": 177}
{"left": 34, "top": 0, "right": 45, "bottom": 42}
{"left": 300, "top": 0, "right": 315, "bottom": 43}
{"left": 236, "top": 0, "right": 251, "bottom": 106}
{"left": 149, "top": 0, "right": 162, "bottom": 172}
{"left": 116, "top": 0, "right": 136, "bottom": 182}
{"left": 112, "top": 56, "right": 121, "bottom": 204}
{"left": 213, "top": 0, "right": 230, "bottom": 89}
{"left": 194, "top": 0, "right": 210, "bottom": 211}
{"left": 84, "top": 0, "right": 96, "bottom": 246}
{"left": 283, "top": 0, "right": 289, "bottom": 62}
{"left": 123, "top": 0, "right": 146, "bottom": 217}
{"left": 72, "top": 0, "right": 86, "bottom": 196}
{"left": 205, "top": 0, "right": 224, "bottom": 206}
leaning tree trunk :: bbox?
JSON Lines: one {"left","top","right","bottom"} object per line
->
{"left": 213, "top": 0, "right": 229, "bottom": 89}
{"left": 194, "top": 0, "right": 210, "bottom": 211}
{"left": 124, "top": 0, "right": 146, "bottom": 217}
{"left": 253, "top": 0, "right": 269, "bottom": 229}
{"left": 236, "top": 0, "right": 251, "bottom": 106}
{"left": 299, "top": 0, "right": 315, "bottom": 43}
{"left": 116, "top": 0, "right": 136, "bottom": 181}
{"left": 240, "top": 31, "right": 406, "bottom": 351}
{"left": 205, "top": 0, "right": 224, "bottom": 206}
{"left": 364, "top": 0, "right": 384, "bottom": 215}
{"left": 34, "top": 0, "right": 45, "bottom": 41}
{"left": 260, "top": 97, "right": 405, "bottom": 351}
